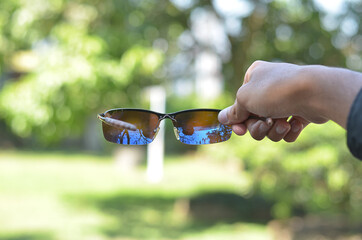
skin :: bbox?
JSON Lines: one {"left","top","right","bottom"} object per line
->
{"left": 218, "top": 61, "right": 362, "bottom": 142}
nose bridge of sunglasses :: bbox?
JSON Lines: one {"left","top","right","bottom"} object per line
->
{"left": 156, "top": 114, "right": 180, "bottom": 140}
{"left": 159, "top": 114, "right": 177, "bottom": 122}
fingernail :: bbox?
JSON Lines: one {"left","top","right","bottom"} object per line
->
{"left": 259, "top": 122, "right": 269, "bottom": 133}
{"left": 291, "top": 121, "right": 301, "bottom": 133}
{"left": 218, "top": 109, "right": 229, "bottom": 124}
{"left": 276, "top": 124, "right": 287, "bottom": 135}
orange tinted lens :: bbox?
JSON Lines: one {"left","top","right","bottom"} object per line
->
{"left": 173, "top": 110, "right": 232, "bottom": 145}
{"left": 102, "top": 110, "right": 159, "bottom": 145}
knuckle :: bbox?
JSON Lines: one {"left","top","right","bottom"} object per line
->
{"left": 268, "top": 135, "right": 283, "bottom": 142}
{"left": 235, "top": 87, "right": 248, "bottom": 108}
{"left": 247, "top": 120, "right": 269, "bottom": 141}
{"left": 230, "top": 106, "right": 238, "bottom": 120}
{"left": 251, "top": 60, "right": 263, "bottom": 66}
{"left": 250, "top": 129, "right": 265, "bottom": 141}
{"left": 250, "top": 60, "right": 265, "bottom": 70}
{"left": 244, "top": 60, "right": 265, "bottom": 83}
{"left": 284, "top": 137, "right": 297, "bottom": 143}
{"left": 235, "top": 92, "right": 243, "bottom": 107}
{"left": 253, "top": 134, "right": 265, "bottom": 141}
{"left": 283, "top": 132, "right": 298, "bottom": 142}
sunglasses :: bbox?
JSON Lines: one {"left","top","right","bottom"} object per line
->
{"left": 97, "top": 108, "right": 233, "bottom": 145}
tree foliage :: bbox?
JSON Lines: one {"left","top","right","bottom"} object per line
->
{"left": 0, "top": 0, "right": 180, "bottom": 141}
{"left": 0, "top": 0, "right": 361, "bottom": 222}
{"left": 202, "top": 122, "right": 362, "bottom": 220}
{"left": 0, "top": 0, "right": 361, "bottom": 142}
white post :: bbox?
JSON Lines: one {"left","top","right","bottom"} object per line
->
{"left": 146, "top": 86, "right": 166, "bottom": 183}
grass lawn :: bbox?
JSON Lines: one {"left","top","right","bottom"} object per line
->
{"left": 0, "top": 150, "right": 271, "bottom": 240}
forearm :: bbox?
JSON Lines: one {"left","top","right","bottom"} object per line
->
{"left": 305, "top": 65, "right": 362, "bottom": 128}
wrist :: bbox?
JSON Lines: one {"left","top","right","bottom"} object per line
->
{"left": 287, "top": 65, "right": 328, "bottom": 123}
{"left": 303, "top": 65, "right": 362, "bottom": 128}
{"left": 301, "top": 65, "right": 331, "bottom": 122}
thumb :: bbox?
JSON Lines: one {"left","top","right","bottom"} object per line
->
{"left": 219, "top": 83, "right": 252, "bottom": 125}
{"left": 218, "top": 101, "right": 250, "bottom": 125}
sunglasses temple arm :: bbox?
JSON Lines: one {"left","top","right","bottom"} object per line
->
{"left": 248, "top": 115, "right": 274, "bottom": 126}
{"left": 97, "top": 114, "right": 138, "bottom": 131}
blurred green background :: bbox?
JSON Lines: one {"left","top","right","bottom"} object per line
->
{"left": 0, "top": 0, "right": 361, "bottom": 239}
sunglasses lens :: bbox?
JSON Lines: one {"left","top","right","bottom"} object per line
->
{"left": 173, "top": 110, "right": 232, "bottom": 145}
{"left": 102, "top": 110, "right": 159, "bottom": 145}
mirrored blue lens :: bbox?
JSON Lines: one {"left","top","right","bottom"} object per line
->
{"left": 103, "top": 124, "right": 156, "bottom": 145}
{"left": 102, "top": 110, "right": 159, "bottom": 145}
{"left": 174, "top": 110, "right": 232, "bottom": 145}
{"left": 176, "top": 124, "right": 232, "bottom": 145}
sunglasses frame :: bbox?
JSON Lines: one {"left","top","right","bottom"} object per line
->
{"left": 98, "top": 108, "right": 222, "bottom": 123}
{"left": 97, "top": 108, "right": 231, "bottom": 145}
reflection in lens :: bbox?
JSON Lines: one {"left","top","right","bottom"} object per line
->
{"left": 174, "top": 110, "right": 232, "bottom": 145}
{"left": 103, "top": 124, "right": 155, "bottom": 145}
{"left": 176, "top": 124, "right": 231, "bottom": 145}
{"left": 102, "top": 110, "right": 159, "bottom": 145}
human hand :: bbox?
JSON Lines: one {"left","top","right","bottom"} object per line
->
{"left": 219, "top": 60, "right": 362, "bottom": 142}
{"left": 219, "top": 61, "right": 316, "bottom": 142}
